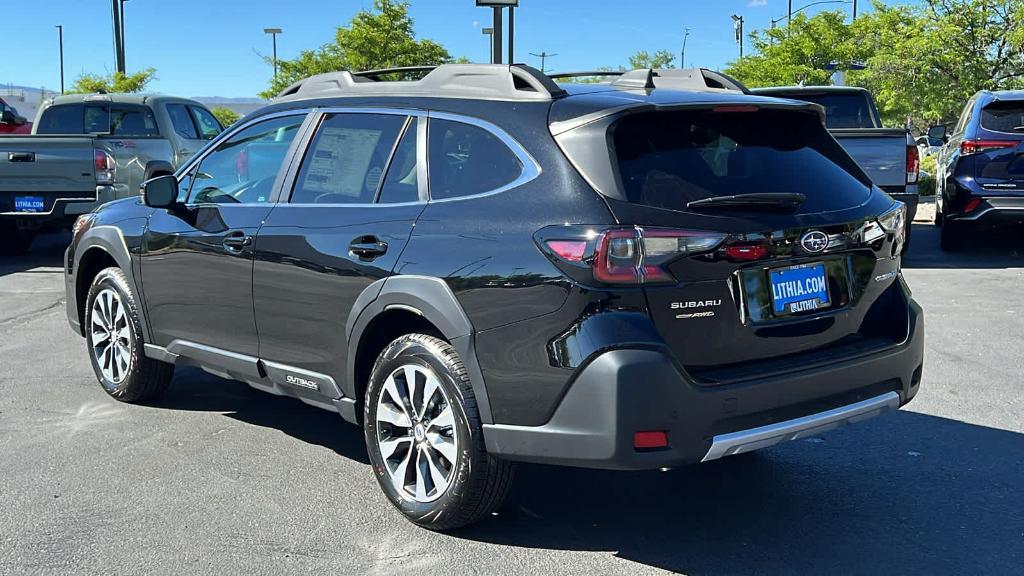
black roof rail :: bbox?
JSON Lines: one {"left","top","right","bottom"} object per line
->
{"left": 275, "top": 63, "right": 567, "bottom": 101}
{"left": 549, "top": 68, "right": 749, "bottom": 94}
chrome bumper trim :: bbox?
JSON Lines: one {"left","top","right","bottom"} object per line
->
{"left": 701, "top": 391, "right": 900, "bottom": 462}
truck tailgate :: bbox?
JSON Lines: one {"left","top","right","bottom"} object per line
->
{"left": 0, "top": 136, "right": 96, "bottom": 214}
{"left": 830, "top": 128, "right": 909, "bottom": 189}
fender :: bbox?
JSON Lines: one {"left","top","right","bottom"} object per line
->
{"left": 344, "top": 275, "right": 494, "bottom": 425}
{"left": 68, "top": 223, "right": 152, "bottom": 342}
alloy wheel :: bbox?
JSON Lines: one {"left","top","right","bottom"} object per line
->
{"left": 90, "top": 288, "right": 133, "bottom": 385}
{"left": 375, "top": 364, "right": 459, "bottom": 503}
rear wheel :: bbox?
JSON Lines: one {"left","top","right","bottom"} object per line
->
{"left": 0, "top": 222, "right": 33, "bottom": 255}
{"left": 940, "top": 220, "right": 966, "bottom": 251}
{"left": 85, "top": 267, "right": 174, "bottom": 402}
{"left": 364, "top": 333, "right": 514, "bottom": 530}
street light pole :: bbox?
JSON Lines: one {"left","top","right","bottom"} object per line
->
{"left": 119, "top": 0, "right": 129, "bottom": 71}
{"left": 482, "top": 27, "right": 494, "bottom": 64}
{"left": 508, "top": 5, "right": 515, "bottom": 63}
{"left": 264, "top": 28, "right": 283, "bottom": 83}
{"left": 731, "top": 14, "right": 744, "bottom": 59}
{"left": 681, "top": 27, "right": 690, "bottom": 68}
{"left": 491, "top": 7, "right": 503, "bottom": 64}
{"left": 55, "top": 25, "right": 64, "bottom": 94}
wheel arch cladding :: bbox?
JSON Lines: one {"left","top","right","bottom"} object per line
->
{"left": 73, "top": 226, "right": 150, "bottom": 341}
{"left": 346, "top": 275, "right": 494, "bottom": 425}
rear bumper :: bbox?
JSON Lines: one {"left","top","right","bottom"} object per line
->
{"left": 953, "top": 196, "right": 1024, "bottom": 223}
{"left": 0, "top": 186, "right": 112, "bottom": 224}
{"left": 484, "top": 297, "right": 924, "bottom": 470}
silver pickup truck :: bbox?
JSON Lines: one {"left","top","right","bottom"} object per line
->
{"left": 0, "top": 93, "right": 223, "bottom": 254}
{"left": 752, "top": 86, "right": 920, "bottom": 241}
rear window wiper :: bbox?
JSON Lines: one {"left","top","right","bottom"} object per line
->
{"left": 687, "top": 192, "right": 807, "bottom": 210}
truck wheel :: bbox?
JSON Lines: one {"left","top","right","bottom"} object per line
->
{"left": 85, "top": 267, "right": 174, "bottom": 402}
{"left": 940, "top": 221, "right": 966, "bottom": 252}
{"left": 0, "top": 222, "right": 33, "bottom": 255}
{"left": 364, "top": 333, "right": 514, "bottom": 531}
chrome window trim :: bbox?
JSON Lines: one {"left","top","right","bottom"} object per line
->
{"left": 425, "top": 110, "right": 542, "bottom": 204}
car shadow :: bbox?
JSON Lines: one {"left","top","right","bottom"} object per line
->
{"left": 453, "top": 411, "right": 1022, "bottom": 575}
{"left": 0, "top": 230, "right": 69, "bottom": 275}
{"left": 904, "top": 222, "right": 1024, "bottom": 269}
{"left": 150, "top": 366, "right": 370, "bottom": 465}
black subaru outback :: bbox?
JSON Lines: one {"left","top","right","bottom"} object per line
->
{"left": 65, "top": 64, "right": 924, "bottom": 530}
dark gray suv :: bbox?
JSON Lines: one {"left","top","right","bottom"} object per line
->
{"left": 65, "top": 65, "right": 924, "bottom": 529}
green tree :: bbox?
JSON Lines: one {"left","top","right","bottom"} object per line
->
{"left": 68, "top": 69, "right": 157, "bottom": 94}
{"left": 628, "top": 49, "right": 677, "bottom": 69}
{"left": 210, "top": 106, "right": 240, "bottom": 128}
{"left": 260, "top": 0, "right": 452, "bottom": 98}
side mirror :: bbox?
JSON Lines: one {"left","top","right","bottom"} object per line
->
{"left": 143, "top": 175, "right": 179, "bottom": 209}
{"left": 0, "top": 110, "right": 15, "bottom": 124}
{"left": 927, "top": 124, "right": 947, "bottom": 143}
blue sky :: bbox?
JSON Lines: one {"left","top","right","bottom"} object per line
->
{"left": 5, "top": 0, "right": 869, "bottom": 98}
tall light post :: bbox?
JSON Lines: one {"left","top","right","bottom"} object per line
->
{"left": 731, "top": 14, "right": 744, "bottom": 59}
{"left": 681, "top": 27, "right": 690, "bottom": 68}
{"left": 55, "top": 25, "right": 65, "bottom": 94}
{"left": 476, "top": 0, "right": 519, "bottom": 65}
{"left": 264, "top": 28, "right": 282, "bottom": 83}
{"left": 119, "top": 0, "right": 129, "bottom": 71}
{"left": 774, "top": 0, "right": 849, "bottom": 27}
{"left": 482, "top": 27, "right": 494, "bottom": 63}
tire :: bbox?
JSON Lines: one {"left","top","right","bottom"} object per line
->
{"left": 0, "top": 222, "right": 33, "bottom": 255}
{"left": 940, "top": 220, "right": 966, "bottom": 251}
{"left": 364, "top": 333, "right": 514, "bottom": 530}
{"left": 84, "top": 267, "right": 174, "bottom": 402}
{"left": 933, "top": 201, "right": 944, "bottom": 227}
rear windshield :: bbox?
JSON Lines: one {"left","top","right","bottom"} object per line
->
{"left": 37, "top": 103, "right": 159, "bottom": 136}
{"left": 980, "top": 101, "right": 1024, "bottom": 133}
{"left": 612, "top": 109, "right": 871, "bottom": 212}
{"left": 769, "top": 92, "right": 876, "bottom": 129}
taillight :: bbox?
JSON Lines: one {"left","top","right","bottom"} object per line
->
{"left": 906, "top": 144, "right": 919, "bottom": 184}
{"left": 963, "top": 198, "right": 983, "bottom": 213}
{"left": 94, "top": 149, "right": 115, "bottom": 185}
{"left": 960, "top": 139, "right": 1017, "bottom": 155}
{"left": 540, "top": 226, "right": 727, "bottom": 286}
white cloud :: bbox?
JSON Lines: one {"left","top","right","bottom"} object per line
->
{"left": 473, "top": 20, "right": 480, "bottom": 28}
{"left": 748, "top": 0, "right": 768, "bottom": 6}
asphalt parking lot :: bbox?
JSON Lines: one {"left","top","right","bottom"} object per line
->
{"left": 1, "top": 209, "right": 1022, "bottom": 575}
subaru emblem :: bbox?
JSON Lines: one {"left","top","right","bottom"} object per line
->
{"left": 800, "top": 230, "right": 829, "bottom": 253}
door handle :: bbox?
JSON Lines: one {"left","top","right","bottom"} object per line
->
{"left": 223, "top": 232, "right": 253, "bottom": 253}
{"left": 349, "top": 236, "right": 388, "bottom": 259}
{"left": 8, "top": 152, "right": 34, "bottom": 162}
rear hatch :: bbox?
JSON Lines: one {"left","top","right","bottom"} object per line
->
{"left": 553, "top": 103, "right": 907, "bottom": 384}
{"left": 970, "top": 99, "right": 1024, "bottom": 193}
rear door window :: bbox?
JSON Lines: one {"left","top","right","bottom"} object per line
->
{"left": 83, "top": 105, "right": 159, "bottom": 136}
{"left": 612, "top": 109, "right": 871, "bottom": 213}
{"left": 427, "top": 118, "right": 523, "bottom": 200}
{"left": 190, "top": 106, "right": 223, "bottom": 139}
{"left": 290, "top": 113, "right": 407, "bottom": 204}
{"left": 166, "top": 104, "right": 199, "bottom": 139}
{"left": 378, "top": 120, "right": 421, "bottom": 204}
{"left": 36, "top": 104, "right": 85, "bottom": 134}
{"left": 980, "top": 101, "right": 1024, "bottom": 134}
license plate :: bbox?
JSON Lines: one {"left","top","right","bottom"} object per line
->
{"left": 770, "top": 263, "right": 830, "bottom": 315}
{"left": 14, "top": 196, "right": 45, "bottom": 213}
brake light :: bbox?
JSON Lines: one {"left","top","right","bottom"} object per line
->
{"left": 906, "top": 144, "right": 919, "bottom": 184}
{"left": 711, "top": 105, "right": 759, "bottom": 113}
{"left": 725, "top": 244, "right": 769, "bottom": 261}
{"left": 542, "top": 226, "right": 727, "bottom": 286}
{"left": 960, "top": 139, "right": 1016, "bottom": 155}
{"left": 94, "top": 149, "right": 115, "bottom": 185}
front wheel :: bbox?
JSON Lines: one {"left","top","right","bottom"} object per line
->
{"left": 364, "top": 334, "right": 514, "bottom": 530}
{"left": 85, "top": 267, "right": 174, "bottom": 402}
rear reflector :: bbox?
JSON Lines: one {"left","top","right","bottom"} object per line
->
{"left": 633, "top": 431, "right": 669, "bottom": 450}
{"left": 964, "top": 198, "right": 983, "bottom": 213}
{"left": 725, "top": 244, "right": 769, "bottom": 261}
{"left": 960, "top": 139, "right": 1017, "bottom": 155}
